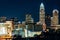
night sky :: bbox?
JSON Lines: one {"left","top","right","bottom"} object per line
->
{"left": 0, "top": 0, "right": 60, "bottom": 22}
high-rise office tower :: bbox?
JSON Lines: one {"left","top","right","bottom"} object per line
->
{"left": 51, "top": 9, "right": 59, "bottom": 25}
{"left": 26, "top": 14, "right": 34, "bottom": 23}
{"left": 25, "top": 14, "right": 34, "bottom": 31}
{"left": 39, "top": 3, "right": 45, "bottom": 24}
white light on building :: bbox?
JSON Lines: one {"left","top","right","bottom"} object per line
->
{"left": 0, "top": 27, "right": 7, "bottom": 35}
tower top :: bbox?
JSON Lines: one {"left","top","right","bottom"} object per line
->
{"left": 53, "top": 9, "right": 59, "bottom": 14}
{"left": 40, "top": 3, "right": 44, "bottom": 7}
{"left": 40, "top": 3, "right": 44, "bottom": 10}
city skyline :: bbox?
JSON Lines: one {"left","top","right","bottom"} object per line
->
{"left": 0, "top": 0, "right": 60, "bottom": 22}
{"left": 0, "top": 0, "right": 60, "bottom": 39}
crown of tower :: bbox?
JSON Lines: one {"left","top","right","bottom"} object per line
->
{"left": 40, "top": 3, "right": 44, "bottom": 10}
{"left": 53, "top": 9, "right": 59, "bottom": 14}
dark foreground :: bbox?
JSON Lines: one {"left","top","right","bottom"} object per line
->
{"left": 12, "top": 31, "right": 60, "bottom": 40}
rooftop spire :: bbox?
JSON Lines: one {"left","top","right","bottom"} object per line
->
{"left": 40, "top": 3, "right": 44, "bottom": 10}
{"left": 40, "top": 3, "right": 44, "bottom": 7}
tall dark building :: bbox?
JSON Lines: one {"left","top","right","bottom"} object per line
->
{"left": 45, "top": 15, "right": 51, "bottom": 28}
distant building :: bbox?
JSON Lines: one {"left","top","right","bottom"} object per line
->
{"left": 0, "top": 16, "right": 7, "bottom": 22}
{"left": 25, "top": 14, "right": 34, "bottom": 31}
{"left": 45, "top": 15, "right": 51, "bottom": 27}
{"left": 26, "top": 14, "right": 34, "bottom": 23}
{"left": 18, "top": 23, "right": 25, "bottom": 29}
{"left": 35, "top": 23, "right": 42, "bottom": 31}
{"left": 5, "top": 21, "right": 14, "bottom": 36}
{"left": 51, "top": 9, "right": 59, "bottom": 26}
{"left": 10, "top": 17, "right": 19, "bottom": 29}
{"left": 36, "top": 3, "right": 46, "bottom": 32}
{"left": 39, "top": 3, "right": 45, "bottom": 24}
{"left": 22, "top": 21, "right": 25, "bottom": 24}
{"left": 0, "top": 21, "right": 14, "bottom": 37}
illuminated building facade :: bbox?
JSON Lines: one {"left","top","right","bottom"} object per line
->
{"left": 0, "top": 21, "right": 13, "bottom": 38}
{"left": 26, "top": 14, "right": 34, "bottom": 23}
{"left": 51, "top": 9, "right": 59, "bottom": 26}
{"left": 5, "top": 21, "right": 13, "bottom": 36}
{"left": 39, "top": 3, "right": 45, "bottom": 24}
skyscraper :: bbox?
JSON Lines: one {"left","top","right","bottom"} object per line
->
{"left": 39, "top": 3, "right": 45, "bottom": 24}
{"left": 51, "top": 9, "right": 59, "bottom": 25}
{"left": 26, "top": 14, "right": 34, "bottom": 23}
{"left": 25, "top": 14, "right": 34, "bottom": 31}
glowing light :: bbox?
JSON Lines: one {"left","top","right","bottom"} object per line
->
{"left": 53, "top": 9, "right": 59, "bottom": 13}
{"left": 24, "top": 29, "right": 28, "bottom": 37}
{"left": 0, "top": 27, "right": 7, "bottom": 35}
{"left": 40, "top": 3, "right": 44, "bottom": 7}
